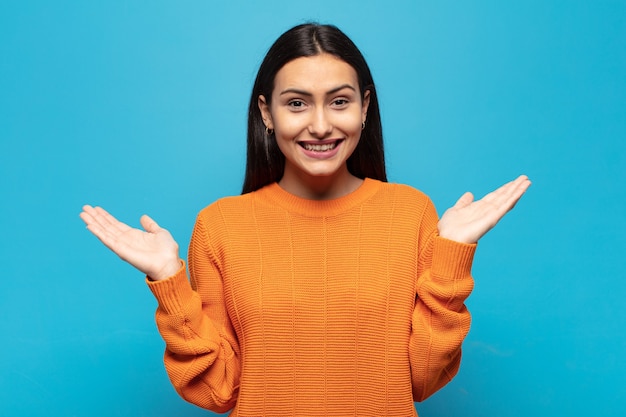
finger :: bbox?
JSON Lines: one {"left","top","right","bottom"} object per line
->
{"left": 82, "top": 214, "right": 117, "bottom": 248}
{"left": 82, "top": 204, "right": 113, "bottom": 230}
{"left": 80, "top": 205, "right": 96, "bottom": 226}
{"left": 498, "top": 175, "right": 531, "bottom": 205}
{"left": 140, "top": 214, "right": 161, "bottom": 234}
{"left": 453, "top": 192, "right": 474, "bottom": 209}
{"left": 482, "top": 175, "right": 528, "bottom": 205}
{"left": 505, "top": 176, "right": 531, "bottom": 210}
{"left": 86, "top": 208, "right": 133, "bottom": 249}
{"left": 82, "top": 206, "right": 134, "bottom": 249}
{"left": 93, "top": 206, "right": 131, "bottom": 234}
{"left": 485, "top": 176, "right": 531, "bottom": 218}
{"left": 80, "top": 204, "right": 101, "bottom": 225}
{"left": 80, "top": 206, "right": 111, "bottom": 240}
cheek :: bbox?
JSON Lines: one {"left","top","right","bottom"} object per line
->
{"left": 273, "top": 115, "right": 306, "bottom": 141}
{"left": 274, "top": 129, "right": 296, "bottom": 148}
{"left": 272, "top": 122, "right": 300, "bottom": 155}
{"left": 336, "top": 112, "right": 364, "bottom": 134}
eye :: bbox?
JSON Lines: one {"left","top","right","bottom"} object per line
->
{"left": 288, "top": 100, "right": 306, "bottom": 109}
{"left": 331, "top": 98, "right": 350, "bottom": 108}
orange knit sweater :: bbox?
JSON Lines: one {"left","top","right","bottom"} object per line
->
{"left": 147, "top": 178, "right": 475, "bottom": 416}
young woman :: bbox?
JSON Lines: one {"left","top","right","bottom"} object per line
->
{"left": 80, "top": 23, "right": 530, "bottom": 416}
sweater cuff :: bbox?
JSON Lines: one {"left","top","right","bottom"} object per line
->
{"left": 431, "top": 236, "right": 476, "bottom": 279}
{"left": 146, "top": 261, "right": 194, "bottom": 315}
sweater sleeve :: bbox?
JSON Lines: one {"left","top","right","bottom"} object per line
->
{"left": 146, "top": 215, "right": 240, "bottom": 413}
{"left": 409, "top": 199, "right": 475, "bottom": 402}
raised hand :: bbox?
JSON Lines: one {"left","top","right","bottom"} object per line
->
{"left": 80, "top": 205, "right": 181, "bottom": 281}
{"left": 437, "top": 175, "right": 531, "bottom": 244}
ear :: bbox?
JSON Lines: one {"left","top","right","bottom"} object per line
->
{"left": 258, "top": 95, "right": 274, "bottom": 130}
{"left": 361, "top": 90, "right": 371, "bottom": 124}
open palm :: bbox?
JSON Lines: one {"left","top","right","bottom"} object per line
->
{"left": 80, "top": 205, "right": 181, "bottom": 281}
{"left": 437, "top": 175, "right": 531, "bottom": 244}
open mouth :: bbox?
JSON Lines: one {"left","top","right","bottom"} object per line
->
{"left": 299, "top": 140, "right": 343, "bottom": 152}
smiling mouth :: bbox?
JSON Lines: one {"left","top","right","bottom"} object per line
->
{"left": 299, "top": 140, "right": 343, "bottom": 152}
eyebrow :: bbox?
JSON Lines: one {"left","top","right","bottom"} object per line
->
{"left": 279, "top": 84, "right": 357, "bottom": 96}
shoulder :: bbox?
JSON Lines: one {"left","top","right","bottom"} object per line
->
{"left": 193, "top": 185, "right": 284, "bottom": 232}
{"left": 366, "top": 180, "right": 439, "bottom": 230}
{"left": 370, "top": 180, "right": 433, "bottom": 207}
{"left": 385, "top": 181, "right": 429, "bottom": 199}
{"left": 196, "top": 192, "right": 256, "bottom": 223}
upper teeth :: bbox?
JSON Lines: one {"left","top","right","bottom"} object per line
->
{"left": 303, "top": 142, "right": 337, "bottom": 152}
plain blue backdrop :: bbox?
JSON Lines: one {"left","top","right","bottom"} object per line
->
{"left": 1, "top": 1, "right": 625, "bottom": 416}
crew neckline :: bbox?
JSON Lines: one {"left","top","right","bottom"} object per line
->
{"left": 255, "top": 177, "right": 383, "bottom": 217}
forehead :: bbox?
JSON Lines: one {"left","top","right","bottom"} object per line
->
{"left": 273, "top": 54, "right": 359, "bottom": 93}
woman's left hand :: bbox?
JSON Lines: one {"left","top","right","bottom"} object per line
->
{"left": 437, "top": 175, "right": 531, "bottom": 244}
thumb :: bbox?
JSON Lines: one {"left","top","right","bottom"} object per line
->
{"left": 453, "top": 192, "right": 474, "bottom": 209}
{"left": 140, "top": 214, "right": 161, "bottom": 233}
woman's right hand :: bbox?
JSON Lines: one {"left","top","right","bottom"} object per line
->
{"left": 80, "top": 205, "right": 181, "bottom": 281}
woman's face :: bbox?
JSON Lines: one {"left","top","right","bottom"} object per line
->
{"left": 258, "top": 53, "right": 370, "bottom": 196}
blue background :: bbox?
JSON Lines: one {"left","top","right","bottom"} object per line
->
{"left": 1, "top": 1, "right": 625, "bottom": 416}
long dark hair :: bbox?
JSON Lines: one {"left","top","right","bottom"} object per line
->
{"left": 242, "top": 23, "right": 386, "bottom": 194}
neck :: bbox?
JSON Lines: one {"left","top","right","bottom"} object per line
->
{"left": 278, "top": 166, "right": 363, "bottom": 200}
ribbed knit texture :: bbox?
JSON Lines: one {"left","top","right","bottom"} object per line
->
{"left": 148, "top": 178, "right": 475, "bottom": 416}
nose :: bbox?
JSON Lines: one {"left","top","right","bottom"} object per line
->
{"left": 307, "top": 107, "right": 333, "bottom": 138}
